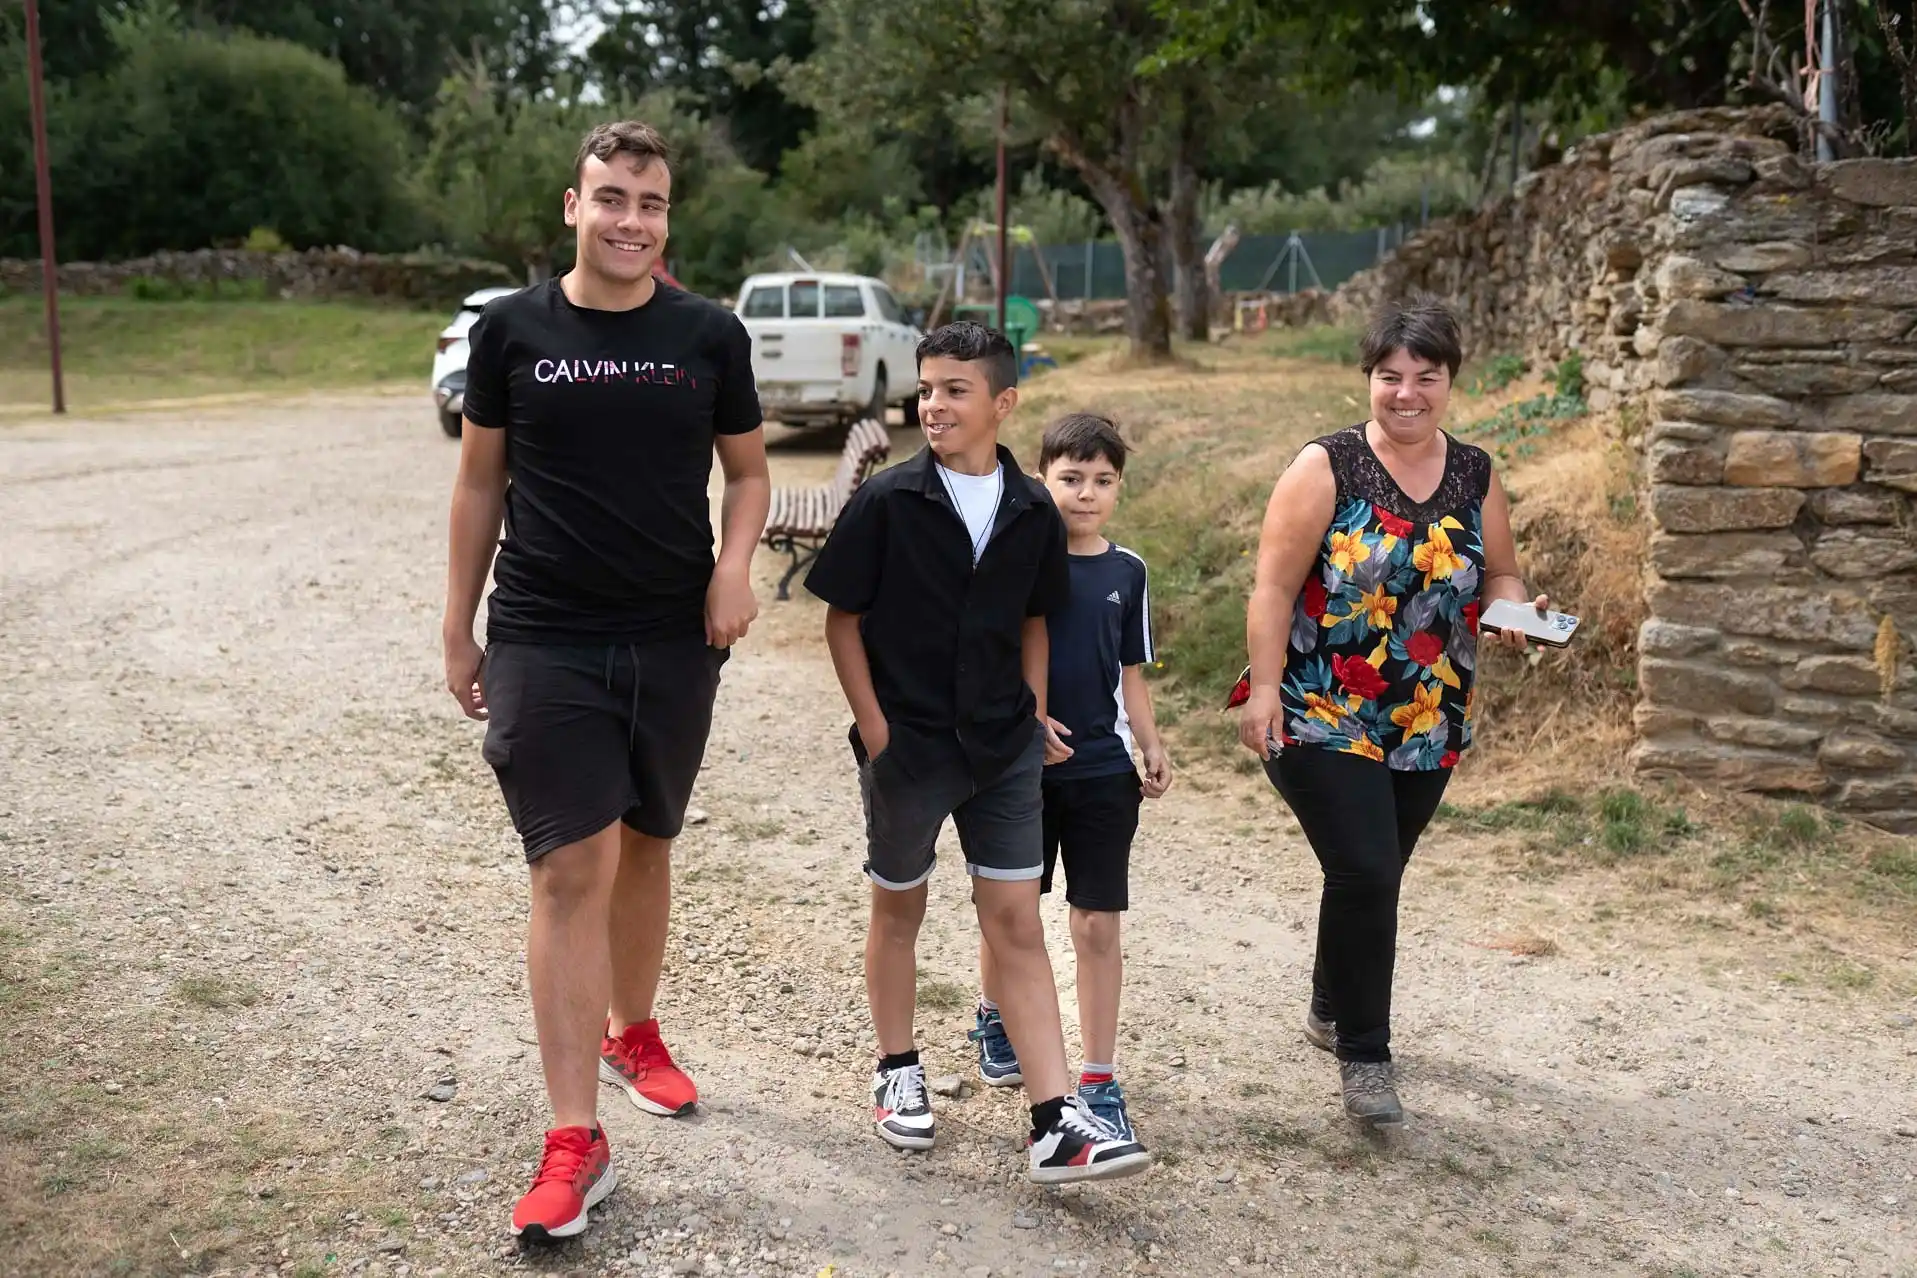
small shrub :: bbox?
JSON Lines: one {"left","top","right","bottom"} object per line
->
{"left": 1554, "top": 351, "right": 1586, "bottom": 400}
{"left": 1469, "top": 353, "right": 1527, "bottom": 395}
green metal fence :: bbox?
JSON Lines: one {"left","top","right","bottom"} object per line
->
{"left": 1003, "top": 226, "right": 1410, "bottom": 301}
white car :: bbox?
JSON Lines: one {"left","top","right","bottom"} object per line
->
{"left": 431, "top": 286, "right": 518, "bottom": 437}
{"left": 735, "top": 272, "right": 923, "bottom": 429}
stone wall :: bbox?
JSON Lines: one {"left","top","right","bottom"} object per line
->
{"left": 1330, "top": 106, "right": 1917, "bottom": 830}
{"left": 0, "top": 248, "right": 517, "bottom": 308}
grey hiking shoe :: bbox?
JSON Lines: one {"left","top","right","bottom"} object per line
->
{"left": 1339, "top": 1060, "right": 1403, "bottom": 1125}
{"left": 1303, "top": 1009, "right": 1336, "bottom": 1053}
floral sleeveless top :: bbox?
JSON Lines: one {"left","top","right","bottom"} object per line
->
{"left": 1278, "top": 424, "right": 1493, "bottom": 770}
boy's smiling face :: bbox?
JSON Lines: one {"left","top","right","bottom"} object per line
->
{"left": 1042, "top": 452, "right": 1122, "bottom": 537}
{"left": 917, "top": 356, "right": 1016, "bottom": 466}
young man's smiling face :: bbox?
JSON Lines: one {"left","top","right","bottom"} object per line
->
{"left": 565, "top": 153, "right": 671, "bottom": 288}
{"left": 917, "top": 356, "right": 1017, "bottom": 466}
{"left": 1042, "top": 452, "right": 1122, "bottom": 537}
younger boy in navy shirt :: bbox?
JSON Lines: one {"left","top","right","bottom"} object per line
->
{"left": 973, "top": 412, "right": 1171, "bottom": 1143}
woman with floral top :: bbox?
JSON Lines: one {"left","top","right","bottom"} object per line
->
{"left": 1234, "top": 296, "right": 1548, "bottom": 1126}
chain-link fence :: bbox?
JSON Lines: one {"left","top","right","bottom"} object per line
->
{"left": 995, "top": 226, "right": 1413, "bottom": 301}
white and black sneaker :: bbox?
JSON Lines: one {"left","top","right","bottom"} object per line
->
{"left": 1028, "top": 1094, "right": 1151, "bottom": 1184}
{"left": 871, "top": 1062, "right": 936, "bottom": 1150}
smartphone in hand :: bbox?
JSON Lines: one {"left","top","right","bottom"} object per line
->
{"left": 1480, "top": 599, "right": 1580, "bottom": 648}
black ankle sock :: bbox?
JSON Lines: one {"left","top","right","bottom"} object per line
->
{"left": 1030, "top": 1096, "right": 1066, "bottom": 1140}
{"left": 878, "top": 1049, "right": 920, "bottom": 1072}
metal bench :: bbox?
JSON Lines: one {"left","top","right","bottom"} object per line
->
{"left": 762, "top": 417, "right": 891, "bottom": 600}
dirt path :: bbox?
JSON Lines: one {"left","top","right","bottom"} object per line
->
{"left": 2, "top": 398, "right": 1914, "bottom": 1278}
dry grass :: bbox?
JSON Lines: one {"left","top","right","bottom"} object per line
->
{"left": 0, "top": 914, "right": 429, "bottom": 1276}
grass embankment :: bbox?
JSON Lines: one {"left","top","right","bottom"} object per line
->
{"left": 1012, "top": 327, "right": 1915, "bottom": 975}
{"left": 0, "top": 295, "right": 443, "bottom": 413}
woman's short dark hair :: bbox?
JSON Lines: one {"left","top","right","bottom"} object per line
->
{"left": 1359, "top": 295, "right": 1463, "bottom": 379}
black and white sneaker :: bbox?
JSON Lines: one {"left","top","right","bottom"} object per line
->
{"left": 871, "top": 1062, "right": 935, "bottom": 1150}
{"left": 1028, "top": 1094, "right": 1151, "bottom": 1184}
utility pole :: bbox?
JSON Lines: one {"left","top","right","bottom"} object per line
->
{"left": 995, "top": 85, "right": 1009, "bottom": 335}
{"left": 25, "top": 0, "right": 66, "bottom": 414}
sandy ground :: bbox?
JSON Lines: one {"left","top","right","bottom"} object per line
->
{"left": 1, "top": 396, "right": 1914, "bottom": 1278}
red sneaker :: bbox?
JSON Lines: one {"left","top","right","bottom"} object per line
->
{"left": 599, "top": 1018, "right": 698, "bottom": 1117}
{"left": 510, "top": 1125, "right": 616, "bottom": 1243}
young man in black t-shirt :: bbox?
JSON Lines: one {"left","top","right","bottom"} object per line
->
{"left": 804, "top": 322, "right": 1150, "bottom": 1184}
{"left": 441, "top": 121, "right": 769, "bottom": 1244}
{"left": 970, "top": 412, "right": 1171, "bottom": 1148}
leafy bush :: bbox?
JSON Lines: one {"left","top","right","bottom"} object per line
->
{"left": 6, "top": 19, "right": 420, "bottom": 261}
{"left": 1203, "top": 151, "right": 1478, "bottom": 236}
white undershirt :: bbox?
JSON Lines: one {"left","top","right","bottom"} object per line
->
{"left": 938, "top": 463, "right": 1003, "bottom": 564}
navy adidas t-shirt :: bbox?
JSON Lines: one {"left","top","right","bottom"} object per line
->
{"left": 1046, "top": 544, "right": 1152, "bottom": 781}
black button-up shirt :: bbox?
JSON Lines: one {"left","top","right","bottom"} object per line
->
{"left": 805, "top": 442, "right": 1070, "bottom": 785}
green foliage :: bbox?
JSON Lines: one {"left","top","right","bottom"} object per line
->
{"left": 124, "top": 276, "right": 270, "bottom": 302}
{"left": 1, "top": 19, "right": 419, "bottom": 260}
{"left": 243, "top": 227, "right": 291, "bottom": 253}
{"left": 1468, "top": 354, "right": 1528, "bottom": 395}
{"left": 970, "top": 171, "right": 1108, "bottom": 246}
{"left": 1554, "top": 350, "right": 1586, "bottom": 400}
{"left": 1459, "top": 354, "right": 1592, "bottom": 462}
{"left": 1204, "top": 151, "right": 1477, "bottom": 235}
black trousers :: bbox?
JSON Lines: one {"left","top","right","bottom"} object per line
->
{"left": 1266, "top": 746, "right": 1451, "bottom": 1064}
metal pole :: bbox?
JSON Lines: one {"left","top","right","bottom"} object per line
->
{"left": 995, "top": 86, "right": 1009, "bottom": 334}
{"left": 1816, "top": 0, "right": 1838, "bottom": 162}
{"left": 25, "top": 0, "right": 65, "bottom": 414}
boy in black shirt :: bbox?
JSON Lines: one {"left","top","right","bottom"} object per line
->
{"left": 971, "top": 413, "right": 1171, "bottom": 1145}
{"left": 442, "top": 121, "right": 769, "bottom": 1243}
{"left": 804, "top": 323, "right": 1150, "bottom": 1184}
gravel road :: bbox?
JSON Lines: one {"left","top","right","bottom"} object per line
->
{"left": 2, "top": 396, "right": 1914, "bottom": 1278}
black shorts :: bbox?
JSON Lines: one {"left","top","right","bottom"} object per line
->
{"left": 480, "top": 638, "right": 728, "bottom": 861}
{"left": 1039, "top": 770, "right": 1142, "bottom": 912}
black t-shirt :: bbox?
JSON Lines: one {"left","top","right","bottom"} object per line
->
{"left": 1045, "top": 544, "right": 1152, "bottom": 781}
{"left": 802, "top": 444, "right": 1071, "bottom": 785}
{"left": 462, "top": 277, "right": 761, "bottom": 644}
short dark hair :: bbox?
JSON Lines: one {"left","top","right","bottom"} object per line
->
{"left": 916, "top": 321, "right": 1018, "bottom": 395}
{"left": 1039, "top": 412, "right": 1130, "bottom": 476}
{"left": 1359, "top": 294, "right": 1463, "bottom": 379}
{"left": 575, "top": 120, "right": 672, "bottom": 187}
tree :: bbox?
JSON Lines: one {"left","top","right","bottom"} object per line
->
{"left": 2, "top": 17, "right": 421, "bottom": 260}
{"left": 1, "top": 0, "right": 562, "bottom": 117}
{"left": 577, "top": 0, "right": 817, "bottom": 174}
{"left": 798, "top": 0, "right": 1193, "bottom": 361}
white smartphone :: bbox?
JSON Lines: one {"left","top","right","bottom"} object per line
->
{"left": 1480, "top": 598, "right": 1580, "bottom": 648}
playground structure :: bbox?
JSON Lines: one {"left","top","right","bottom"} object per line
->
{"left": 919, "top": 219, "right": 1061, "bottom": 378}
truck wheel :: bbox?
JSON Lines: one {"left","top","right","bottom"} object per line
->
{"left": 439, "top": 408, "right": 462, "bottom": 439}
{"left": 864, "top": 367, "right": 887, "bottom": 425}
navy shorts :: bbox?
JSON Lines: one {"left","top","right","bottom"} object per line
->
{"left": 480, "top": 638, "right": 728, "bottom": 860}
{"left": 1039, "top": 770, "right": 1142, "bottom": 911}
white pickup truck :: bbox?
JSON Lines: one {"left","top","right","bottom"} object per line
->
{"left": 735, "top": 271, "right": 923, "bottom": 429}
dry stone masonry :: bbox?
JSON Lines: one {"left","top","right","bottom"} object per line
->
{"left": 0, "top": 247, "right": 515, "bottom": 309}
{"left": 1333, "top": 106, "right": 1917, "bottom": 830}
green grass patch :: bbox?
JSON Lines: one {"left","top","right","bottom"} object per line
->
{"left": 174, "top": 975, "right": 263, "bottom": 1010}
{"left": 0, "top": 296, "right": 444, "bottom": 411}
{"left": 1256, "top": 324, "right": 1361, "bottom": 363}
{"left": 1438, "top": 786, "right": 1696, "bottom": 865}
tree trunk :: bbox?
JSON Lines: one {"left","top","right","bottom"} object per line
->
{"left": 1047, "top": 102, "right": 1173, "bottom": 363}
{"left": 1166, "top": 116, "right": 1208, "bottom": 343}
